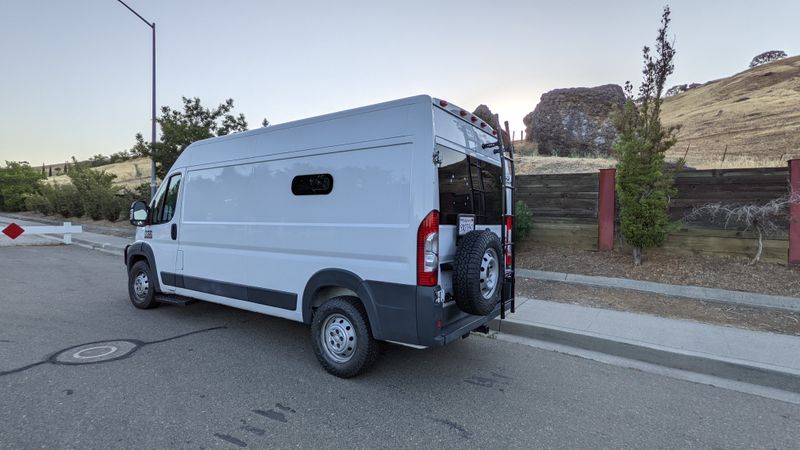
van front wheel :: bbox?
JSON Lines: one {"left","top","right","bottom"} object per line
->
{"left": 311, "top": 296, "right": 379, "bottom": 378}
{"left": 128, "top": 260, "right": 159, "bottom": 310}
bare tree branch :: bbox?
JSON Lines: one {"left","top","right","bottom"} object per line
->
{"left": 684, "top": 192, "right": 800, "bottom": 264}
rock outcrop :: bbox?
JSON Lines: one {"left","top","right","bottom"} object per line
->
{"left": 525, "top": 84, "right": 625, "bottom": 157}
{"left": 472, "top": 104, "right": 510, "bottom": 145}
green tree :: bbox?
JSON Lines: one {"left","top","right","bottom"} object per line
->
{"left": 612, "top": 6, "right": 682, "bottom": 265}
{"left": 0, "top": 161, "right": 44, "bottom": 211}
{"left": 131, "top": 97, "right": 259, "bottom": 178}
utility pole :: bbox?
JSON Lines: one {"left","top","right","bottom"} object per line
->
{"left": 116, "top": 0, "right": 157, "bottom": 199}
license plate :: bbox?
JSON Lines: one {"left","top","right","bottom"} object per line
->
{"left": 458, "top": 214, "right": 476, "bottom": 236}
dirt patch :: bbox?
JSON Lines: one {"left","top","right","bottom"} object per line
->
{"left": 516, "top": 242, "right": 800, "bottom": 297}
{"left": 516, "top": 278, "right": 800, "bottom": 337}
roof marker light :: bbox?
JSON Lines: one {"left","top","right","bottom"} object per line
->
{"left": 439, "top": 100, "right": 448, "bottom": 107}
{"left": 471, "top": 116, "right": 477, "bottom": 123}
{"left": 459, "top": 110, "right": 468, "bottom": 117}
{"left": 480, "top": 122, "right": 486, "bottom": 128}
{"left": 492, "top": 130, "right": 497, "bottom": 135}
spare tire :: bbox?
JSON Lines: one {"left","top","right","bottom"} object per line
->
{"left": 453, "top": 230, "right": 504, "bottom": 315}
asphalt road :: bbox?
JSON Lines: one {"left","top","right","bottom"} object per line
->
{"left": 1, "top": 245, "right": 799, "bottom": 449}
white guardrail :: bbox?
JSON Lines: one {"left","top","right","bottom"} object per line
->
{"left": 1, "top": 222, "right": 83, "bottom": 244}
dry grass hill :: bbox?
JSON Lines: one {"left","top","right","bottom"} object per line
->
{"left": 49, "top": 157, "right": 152, "bottom": 189}
{"left": 661, "top": 55, "right": 800, "bottom": 167}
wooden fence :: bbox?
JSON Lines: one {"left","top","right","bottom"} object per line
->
{"left": 518, "top": 166, "right": 795, "bottom": 264}
{"left": 517, "top": 173, "right": 598, "bottom": 223}
{"left": 519, "top": 167, "right": 789, "bottom": 223}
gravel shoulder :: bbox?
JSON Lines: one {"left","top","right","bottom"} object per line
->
{"left": 517, "top": 278, "right": 800, "bottom": 337}
{"left": 517, "top": 242, "right": 800, "bottom": 297}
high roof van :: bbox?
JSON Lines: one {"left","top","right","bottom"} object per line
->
{"left": 125, "top": 95, "right": 516, "bottom": 377}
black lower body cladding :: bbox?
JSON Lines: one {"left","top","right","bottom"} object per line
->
{"left": 368, "top": 281, "right": 502, "bottom": 347}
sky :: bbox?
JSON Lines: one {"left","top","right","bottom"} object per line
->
{"left": 1, "top": 0, "right": 798, "bottom": 164}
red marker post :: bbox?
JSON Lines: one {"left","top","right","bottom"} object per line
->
{"left": 789, "top": 159, "right": 800, "bottom": 266}
{"left": 597, "top": 168, "right": 616, "bottom": 251}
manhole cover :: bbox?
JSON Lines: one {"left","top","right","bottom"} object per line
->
{"left": 52, "top": 340, "right": 140, "bottom": 365}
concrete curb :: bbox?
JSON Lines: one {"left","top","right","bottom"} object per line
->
{"left": 517, "top": 268, "right": 800, "bottom": 312}
{"left": 38, "top": 234, "right": 125, "bottom": 257}
{"left": 72, "top": 237, "right": 125, "bottom": 256}
{"left": 489, "top": 318, "right": 800, "bottom": 394}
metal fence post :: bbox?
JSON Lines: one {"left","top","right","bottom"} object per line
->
{"left": 789, "top": 159, "right": 800, "bottom": 266}
{"left": 63, "top": 222, "right": 72, "bottom": 245}
{"left": 598, "top": 168, "right": 616, "bottom": 251}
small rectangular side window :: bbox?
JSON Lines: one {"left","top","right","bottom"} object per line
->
{"left": 292, "top": 174, "right": 333, "bottom": 196}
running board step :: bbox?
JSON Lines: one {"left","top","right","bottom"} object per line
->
{"left": 155, "top": 294, "right": 197, "bottom": 306}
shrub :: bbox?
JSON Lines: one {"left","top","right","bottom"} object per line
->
{"left": 514, "top": 200, "right": 533, "bottom": 241}
{"left": 52, "top": 184, "right": 84, "bottom": 218}
{"left": 67, "top": 159, "right": 120, "bottom": 220}
{"left": 0, "top": 162, "right": 44, "bottom": 212}
{"left": 133, "top": 182, "right": 152, "bottom": 204}
{"left": 24, "top": 193, "right": 51, "bottom": 215}
{"left": 101, "top": 194, "right": 128, "bottom": 222}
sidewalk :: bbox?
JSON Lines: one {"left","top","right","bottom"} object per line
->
{"left": 0, "top": 215, "right": 130, "bottom": 256}
{"left": 517, "top": 268, "right": 800, "bottom": 312}
{"left": 492, "top": 297, "right": 800, "bottom": 394}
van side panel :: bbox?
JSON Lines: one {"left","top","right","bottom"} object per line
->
{"left": 177, "top": 143, "right": 416, "bottom": 322}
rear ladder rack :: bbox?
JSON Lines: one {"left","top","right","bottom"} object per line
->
{"left": 494, "top": 117, "right": 516, "bottom": 319}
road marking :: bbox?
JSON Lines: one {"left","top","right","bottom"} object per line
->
{"left": 73, "top": 345, "right": 118, "bottom": 359}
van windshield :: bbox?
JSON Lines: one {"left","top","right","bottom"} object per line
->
{"left": 437, "top": 145, "right": 503, "bottom": 225}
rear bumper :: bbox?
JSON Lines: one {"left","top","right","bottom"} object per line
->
{"left": 409, "top": 285, "right": 513, "bottom": 348}
{"left": 365, "top": 281, "right": 512, "bottom": 348}
{"left": 419, "top": 298, "right": 511, "bottom": 347}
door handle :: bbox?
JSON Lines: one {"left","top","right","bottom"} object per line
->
{"left": 171, "top": 223, "right": 177, "bottom": 240}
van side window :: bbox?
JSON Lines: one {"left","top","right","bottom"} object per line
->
{"left": 152, "top": 173, "right": 182, "bottom": 223}
{"left": 292, "top": 174, "right": 333, "bottom": 195}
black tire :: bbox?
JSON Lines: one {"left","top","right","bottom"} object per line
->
{"left": 311, "top": 296, "right": 379, "bottom": 378}
{"left": 128, "top": 260, "right": 159, "bottom": 309}
{"left": 453, "top": 230, "right": 504, "bottom": 316}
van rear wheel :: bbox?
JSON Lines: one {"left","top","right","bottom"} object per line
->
{"left": 311, "top": 296, "right": 379, "bottom": 378}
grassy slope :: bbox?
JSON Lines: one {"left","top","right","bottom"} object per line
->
{"left": 49, "top": 157, "right": 152, "bottom": 189}
{"left": 661, "top": 55, "right": 800, "bottom": 167}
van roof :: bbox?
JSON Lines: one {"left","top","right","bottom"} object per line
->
{"left": 173, "top": 95, "right": 499, "bottom": 170}
{"left": 190, "top": 94, "right": 434, "bottom": 148}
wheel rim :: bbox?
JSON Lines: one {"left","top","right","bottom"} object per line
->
{"left": 479, "top": 248, "right": 500, "bottom": 300}
{"left": 133, "top": 271, "right": 149, "bottom": 301}
{"left": 320, "top": 313, "right": 357, "bottom": 363}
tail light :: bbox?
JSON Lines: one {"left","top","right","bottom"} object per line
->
{"left": 505, "top": 215, "right": 513, "bottom": 268}
{"left": 417, "top": 210, "right": 439, "bottom": 286}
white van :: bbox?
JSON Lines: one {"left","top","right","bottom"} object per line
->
{"left": 125, "top": 95, "right": 516, "bottom": 377}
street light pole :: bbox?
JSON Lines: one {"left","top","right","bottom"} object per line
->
{"left": 116, "top": 0, "right": 157, "bottom": 199}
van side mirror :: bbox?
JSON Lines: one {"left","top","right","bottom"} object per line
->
{"left": 129, "top": 201, "right": 150, "bottom": 227}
